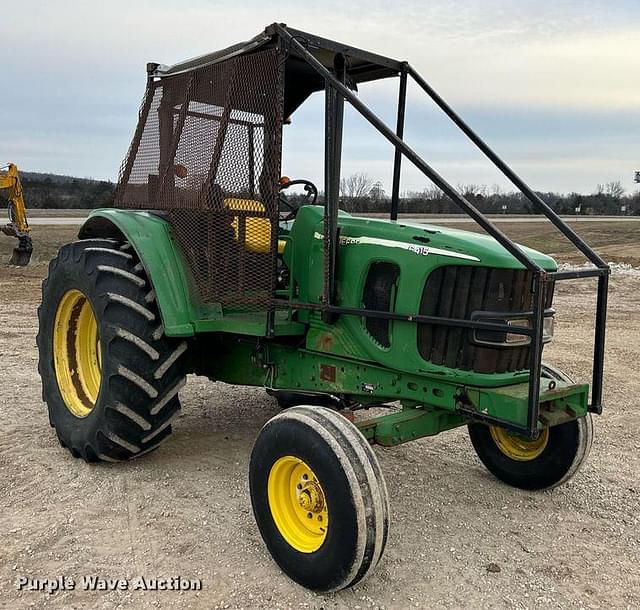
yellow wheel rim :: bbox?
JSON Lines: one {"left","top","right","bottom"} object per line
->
{"left": 490, "top": 426, "right": 549, "bottom": 461}
{"left": 267, "top": 456, "right": 329, "bottom": 553}
{"left": 53, "top": 289, "right": 101, "bottom": 418}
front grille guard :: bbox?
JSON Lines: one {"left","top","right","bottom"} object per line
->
{"left": 417, "top": 266, "right": 555, "bottom": 374}
{"left": 271, "top": 25, "right": 609, "bottom": 439}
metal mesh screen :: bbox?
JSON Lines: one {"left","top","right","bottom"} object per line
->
{"left": 115, "top": 48, "right": 284, "bottom": 308}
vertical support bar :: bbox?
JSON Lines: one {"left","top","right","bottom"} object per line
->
{"left": 390, "top": 64, "right": 408, "bottom": 220}
{"left": 248, "top": 124, "right": 255, "bottom": 197}
{"left": 323, "top": 84, "right": 336, "bottom": 310}
{"left": 526, "top": 273, "right": 546, "bottom": 435}
{"left": 590, "top": 273, "right": 609, "bottom": 412}
{"left": 322, "top": 54, "right": 345, "bottom": 320}
{"left": 238, "top": 216, "right": 246, "bottom": 295}
{"left": 331, "top": 55, "right": 345, "bottom": 304}
{"left": 267, "top": 37, "right": 287, "bottom": 338}
{"left": 157, "top": 74, "right": 195, "bottom": 205}
{"left": 117, "top": 65, "right": 157, "bottom": 204}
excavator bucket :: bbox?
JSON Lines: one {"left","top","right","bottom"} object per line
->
{"left": 10, "top": 239, "right": 33, "bottom": 265}
{"left": 2, "top": 226, "right": 33, "bottom": 266}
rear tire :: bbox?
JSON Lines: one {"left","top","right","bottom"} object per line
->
{"left": 37, "top": 239, "right": 188, "bottom": 462}
{"left": 249, "top": 405, "right": 389, "bottom": 591}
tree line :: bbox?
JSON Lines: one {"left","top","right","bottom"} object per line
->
{"left": 4, "top": 170, "right": 639, "bottom": 215}
{"left": 335, "top": 173, "right": 640, "bottom": 215}
{"left": 2, "top": 173, "right": 116, "bottom": 209}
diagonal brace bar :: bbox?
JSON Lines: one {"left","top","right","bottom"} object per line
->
{"left": 275, "top": 25, "right": 542, "bottom": 273}
{"left": 406, "top": 64, "right": 608, "bottom": 269}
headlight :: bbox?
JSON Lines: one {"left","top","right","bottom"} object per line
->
{"left": 473, "top": 313, "right": 554, "bottom": 347}
{"left": 505, "top": 318, "right": 530, "bottom": 345}
{"left": 505, "top": 316, "right": 554, "bottom": 345}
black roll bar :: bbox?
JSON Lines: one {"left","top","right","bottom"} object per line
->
{"left": 406, "top": 65, "right": 609, "bottom": 269}
{"left": 274, "top": 24, "right": 609, "bottom": 436}
{"left": 390, "top": 63, "right": 408, "bottom": 220}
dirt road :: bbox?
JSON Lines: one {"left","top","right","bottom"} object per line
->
{"left": 0, "top": 228, "right": 638, "bottom": 609}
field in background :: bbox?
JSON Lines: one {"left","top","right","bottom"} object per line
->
{"left": 437, "top": 221, "right": 640, "bottom": 267}
{"left": 0, "top": 221, "right": 639, "bottom": 609}
{"left": 0, "top": 226, "right": 78, "bottom": 265}
{"left": 1, "top": 220, "right": 637, "bottom": 268}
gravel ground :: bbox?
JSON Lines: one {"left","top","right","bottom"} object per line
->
{"left": 0, "top": 260, "right": 638, "bottom": 610}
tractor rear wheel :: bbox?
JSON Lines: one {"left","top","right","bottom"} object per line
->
{"left": 249, "top": 405, "right": 389, "bottom": 591}
{"left": 37, "top": 239, "right": 188, "bottom": 462}
{"left": 468, "top": 365, "right": 594, "bottom": 490}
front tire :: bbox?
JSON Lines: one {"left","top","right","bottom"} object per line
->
{"left": 37, "top": 239, "right": 188, "bottom": 462}
{"left": 249, "top": 406, "right": 389, "bottom": 591}
{"left": 468, "top": 365, "right": 594, "bottom": 490}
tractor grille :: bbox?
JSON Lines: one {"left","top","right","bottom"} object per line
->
{"left": 114, "top": 48, "right": 284, "bottom": 309}
{"left": 417, "top": 266, "right": 554, "bottom": 374}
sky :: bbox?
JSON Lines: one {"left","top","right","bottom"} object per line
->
{"left": 1, "top": 0, "right": 638, "bottom": 195}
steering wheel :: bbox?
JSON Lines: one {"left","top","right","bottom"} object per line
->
{"left": 278, "top": 178, "right": 318, "bottom": 221}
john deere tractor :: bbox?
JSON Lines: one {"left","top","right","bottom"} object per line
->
{"left": 37, "top": 24, "right": 609, "bottom": 591}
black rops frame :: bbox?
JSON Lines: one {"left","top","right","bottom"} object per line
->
{"left": 272, "top": 24, "right": 609, "bottom": 438}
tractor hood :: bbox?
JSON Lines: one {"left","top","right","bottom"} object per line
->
{"left": 288, "top": 206, "right": 557, "bottom": 272}
{"left": 340, "top": 215, "right": 557, "bottom": 270}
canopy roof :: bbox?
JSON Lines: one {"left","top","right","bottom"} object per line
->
{"left": 150, "top": 23, "right": 404, "bottom": 117}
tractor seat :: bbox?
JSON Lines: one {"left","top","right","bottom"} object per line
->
{"left": 224, "top": 198, "right": 285, "bottom": 255}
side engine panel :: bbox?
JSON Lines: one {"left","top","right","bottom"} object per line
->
{"left": 289, "top": 206, "right": 558, "bottom": 386}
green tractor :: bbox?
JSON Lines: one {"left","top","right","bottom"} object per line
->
{"left": 37, "top": 24, "right": 609, "bottom": 591}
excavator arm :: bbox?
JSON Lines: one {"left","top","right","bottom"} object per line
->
{"left": 0, "top": 163, "right": 33, "bottom": 265}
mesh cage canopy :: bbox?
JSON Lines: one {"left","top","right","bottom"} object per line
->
{"left": 115, "top": 48, "right": 284, "bottom": 309}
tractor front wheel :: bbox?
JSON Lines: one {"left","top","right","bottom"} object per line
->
{"left": 468, "top": 364, "right": 594, "bottom": 490}
{"left": 249, "top": 405, "right": 389, "bottom": 591}
{"left": 468, "top": 414, "right": 593, "bottom": 490}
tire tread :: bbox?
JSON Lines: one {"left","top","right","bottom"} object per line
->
{"left": 37, "top": 239, "right": 187, "bottom": 463}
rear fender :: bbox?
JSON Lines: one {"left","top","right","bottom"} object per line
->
{"left": 79, "top": 209, "right": 196, "bottom": 336}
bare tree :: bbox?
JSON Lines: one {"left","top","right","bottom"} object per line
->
{"left": 340, "top": 173, "right": 375, "bottom": 201}
{"left": 457, "top": 183, "right": 487, "bottom": 199}
{"left": 605, "top": 181, "right": 625, "bottom": 199}
{"left": 423, "top": 185, "right": 444, "bottom": 200}
{"left": 369, "top": 180, "right": 385, "bottom": 201}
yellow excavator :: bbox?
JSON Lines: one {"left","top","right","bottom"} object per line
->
{"left": 1, "top": 163, "right": 32, "bottom": 265}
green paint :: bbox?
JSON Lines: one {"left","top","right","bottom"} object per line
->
{"left": 352, "top": 377, "right": 589, "bottom": 447}
{"left": 286, "top": 206, "right": 557, "bottom": 387}
{"left": 356, "top": 408, "right": 468, "bottom": 446}
{"left": 82, "top": 210, "right": 305, "bottom": 337}
{"left": 200, "top": 334, "right": 588, "bottom": 434}
{"left": 463, "top": 379, "right": 589, "bottom": 427}
{"left": 84, "top": 209, "right": 200, "bottom": 336}
{"left": 82, "top": 206, "right": 587, "bottom": 435}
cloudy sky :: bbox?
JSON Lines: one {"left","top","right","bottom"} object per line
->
{"left": 1, "top": 0, "right": 638, "bottom": 194}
